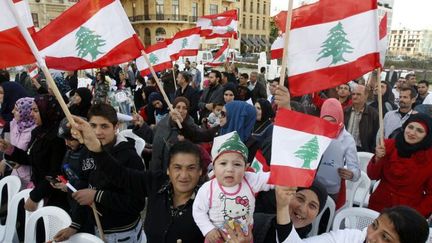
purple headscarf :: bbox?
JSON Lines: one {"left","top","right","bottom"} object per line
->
{"left": 15, "top": 97, "right": 35, "bottom": 133}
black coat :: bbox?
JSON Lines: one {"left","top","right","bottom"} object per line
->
{"left": 344, "top": 105, "right": 379, "bottom": 153}
{"left": 93, "top": 149, "right": 204, "bottom": 243}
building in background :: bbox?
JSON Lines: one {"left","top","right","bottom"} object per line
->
{"left": 388, "top": 29, "right": 432, "bottom": 57}
{"left": 239, "top": 0, "right": 271, "bottom": 53}
{"left": 29, "top": 0, "right": 77, "bottom": 29}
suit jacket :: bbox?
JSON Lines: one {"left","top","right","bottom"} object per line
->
{"left": 385, "top": 71, "right": 398, "bottom": 88}
{"left": 250, "top": 81, "right": 267, "bottom": 104}
{"left": 344, "top": 105, "right": 379, "bottom": 153}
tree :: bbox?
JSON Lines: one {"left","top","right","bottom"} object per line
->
{"left": 181, "top": 38, "right": 188, "bottom": 48}
{"left": 316, "top": 22, "right": 353, "bottom": 65}
{"left": 75, "top": 26, "right": 106, "bottom": 61}
{"left": 217, "top": 132, "right": 248, "bottom": 159}
{"left": 294, "top": 136, "right": 319, "bottom": 169}
{"left": 149, "top": 53, "right": 159, "bottom": 65}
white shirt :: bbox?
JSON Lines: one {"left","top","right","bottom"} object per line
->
{"left": 422, "top": 92, "right": 432, "bottom": 105}
{"left": 280, "top": 226, "right": 367, "bottom": 243}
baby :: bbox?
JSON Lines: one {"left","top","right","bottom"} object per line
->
{"left": 206, "top": 103, "right": 224, "bottom": 128}
{"left": 193, "top": 131, "right": 272, "bottom": 242}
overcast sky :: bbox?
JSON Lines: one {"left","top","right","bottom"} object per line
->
{"left": 271, "top": 0, "right": 432, "bottom": 30}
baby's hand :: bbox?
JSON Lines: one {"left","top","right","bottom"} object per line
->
{"left": 205, "top": 228, "right": 222, "bottom": 243}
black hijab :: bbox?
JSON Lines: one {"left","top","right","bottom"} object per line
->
{"left": 70, "top": 87, "right": 92, "bottom": 117}
{"left": 0, "top": 81, "right": 28, "bottom": 122}
{"left": 395, "top": 113, "right": 432, "bottom": 158}
{"left": 32, "top": 94, "right": 65, "bottom": 138}
{"left": 254, "top": 98, "right": 274, "bottom": 133}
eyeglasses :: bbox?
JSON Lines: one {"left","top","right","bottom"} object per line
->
{"left": 220, "top": 110, "right": 226, "bottom": 117}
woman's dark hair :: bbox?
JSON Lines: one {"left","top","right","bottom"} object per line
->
{"left": 0, "top": 70, "right": 10, "bottom": 83}
{"left": 168, "top": 140, "right": 202, "bottom": 168}
{"left": 87, "top": 103, "right": 118, "bottom": 126}
{"left": 381, "top": 206, "right": 429, "bottom": 243}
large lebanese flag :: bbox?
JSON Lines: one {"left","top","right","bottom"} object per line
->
{"left": 137, "top": 41, "right": 172, "bottom": 76}
{"left": 206, "top": 40, "right": 229, "bottom": 67}
{"left": 197, "top": 9, "right": 238, "bottom": 39}
{"left": 166, "top": 27, "right": 201, "bottom": 61}
{"left": 379, "top": 13, "right": 388, "bottom": 67}
{"left": 0, "top": 0, "right": 36, "bottom": 68}
{"left": 269, "top": 108, "right": 341, "bottom": 187}
{"left": 32, "top": 0, "right": 143, "bottom": 70}
{"left": 270, "top": 0, "right": 380, "bottom": 97}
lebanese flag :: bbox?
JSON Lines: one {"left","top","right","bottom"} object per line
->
{"left": 379, "top": 13, "right": 388, "bottom": 67}
{"left": 32, "top": 0, "right": 143, "bottom": 71}
{"left": 269, "top": 108, "right": 341, "bottom": 187}
{"left": 249, "top": 149, "right": 270, "bottom": 173}
{"left": 206, "top": 40, "right": 229, "bottom": 67}
{"left": 137, "top": 41, "right": 172, "bottom": 76}
{"left": 0, "top": 0, "right": 36, "bottom": 68}
{"left": 166, "top": 27, "right": 201, "bottom": 61}
{"left": 28, "top": 64, "right": 39, "bottom": 79}
{"left": 270, "top": 0, "right": 380, "bottom": 97}
{"left": 197, "top": 9, "right": 238, "bottom": 39}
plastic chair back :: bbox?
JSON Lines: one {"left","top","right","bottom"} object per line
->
{"left": 357, "top": 152, "right": 374, "bottom": 172}
{"left": 346, "top": 171, "right": 371, "bottom": 208}
{"left": 0, "top": 175, "right": 21, "bottom": 240}
{"left": 332, "top": 207, "right": 379, "bottom": 231}
{"left": 65, "top": 233, "right": 104, "bottom": 243}
{"left": 308, "top": 196, "right": 336, "bottom": 236}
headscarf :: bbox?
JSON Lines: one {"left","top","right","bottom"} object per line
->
{"left": 395, "top": 113, "right": 432, "bottom": 158}
{"left": 70, "top": 87, "right": 92, "bottom": 117}
{"left": 148, "top": 92, "right": 168, "bottom": 115}
{"left": 14, "top": 97, "right": 35, "bottom": 133}
{"left": 142, "top": 86, "right": 158, "bottom": 105}
{"left": 172, "top": 97, "right": 190, "bottom": 111}
{"left": 297, "top": 180, "right": 328, "bottom": 214}
{"left": 0, "top": 81, "right": 28, "bottom": 122}
{"left": 254, "top": 98, "right": 274, "bottom": 133}
{"left": 223, "top": 83, "right": 238, "bottom": 98}
{"left": 32, "top": 94, "right": 65, "bottom": 137}
{"left": 220, "top": 101, "right": 256, "bottom": 142}
{"left": 320, "top": 98, "right": 344, "bottom": 124}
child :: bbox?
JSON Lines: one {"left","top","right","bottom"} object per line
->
{"left": 2, "top": 97, "right": 36, "bottom": 189}
{"left": 207, "top": 103, "right": 224, "bottom": 128}
{"left": 193, "top": 131, "right": 272, "bottom": 243}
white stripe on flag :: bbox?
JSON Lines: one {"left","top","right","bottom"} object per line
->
{"left": 0, "top": 0, "right": 33, "bottom": 31}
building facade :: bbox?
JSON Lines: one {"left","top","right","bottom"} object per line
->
{"left": 28, "top": 0, "right": 77, "bottom": 29}
{"left": 388, "top": 29, "right": 432, "bottom": 57}
{"left": 121, "top": 0, "right": 270, "bottom": 53}
{"left": 239, "top": 0, "right": 271, "bottom": 53}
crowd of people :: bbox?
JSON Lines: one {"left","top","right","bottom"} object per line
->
{"left": 0, "top": 62, "right": 430, "bottom": 243}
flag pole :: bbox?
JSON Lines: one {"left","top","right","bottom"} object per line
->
{"left": 6, "top": 0, "right": 106, "bottom": 240}
{"left": 376, "top": 68, "right": 384, "bottom": 145}
{"left": 278, "top": 0, "right": 294, "bottom": 86}
{"left": 172, "top": 65, "right": 178, "bottom": 91}
{"left": 141, "top": 51, "right": 183, "bottom": 128}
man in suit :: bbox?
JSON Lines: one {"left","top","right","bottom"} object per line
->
{"left": 385, "top": 65, "right": 399, "bottom": 88}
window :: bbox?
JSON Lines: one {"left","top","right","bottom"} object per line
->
{"left": 172, "top": 0, "right": 179, "bottom": 20}
{"left": 257, "top": 2, "right": 260, "bottom": 14}
{"left": 249, "top": 16, "right": 253, "bottom": 29}
{"left": 31, "top": 13, "right": 39, "bottom": 27}
{"left": 210, "top": 4, "right": 218, "bottom": 14}
{"left": 250, "top": 0, "right": 253, "bottom": 13}
{"left": 144, "top": 28, "right": 151, "bottom": 47}
{"left": 256, "top": 17, "right": 259, "bottom": 30}
{"left": 262, "top": 18, "right": 265, "bottom": 30}
{"left": 192, "top": 2, "right": 198, "bottom": 22}
{"left": 263, "top": 3, "right": 266, "bottom": 15}
{"left": 243, "top": 15, "right": 246, "bottom": 28}
{"left": 243, "top": 0, "right": 247, "bottom": 12}
{"left": 155, "top": 27, "right": 166, "bottom": 42}
{"left": 156, "top": 0, "right": 164, "bottom": 20}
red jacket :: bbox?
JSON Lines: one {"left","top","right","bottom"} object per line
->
{"left": 367, "top": 139, "right": 432, "bottom": 217}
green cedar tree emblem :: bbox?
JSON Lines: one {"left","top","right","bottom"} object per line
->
{"left": 217, "top": 132, "right": 248, "bottom": 160}
{"left": 227, "top": 26, "right": 234, "bottom": 32}
{"left": 316, "top": 22, "right": 354, "bottom": 65}
{"left": 75, "top": 26, "right": 106, "bottom": 61}
{"left": 251, "top": 160, "right": 262, "bottom": 172}
{"left": 149, "top": 53, "right": 159, "bottom": 65}
{"left": 294, "top": 136, "right": 319, "bottom": 169}
{"left": 181, "top": 38, "right": 188, "bottom": 48}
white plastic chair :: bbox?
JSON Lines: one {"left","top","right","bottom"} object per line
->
{"left": 24, "top": 206, "right": 72, "bottom": 243}
{"left": 308, "top": 196, "right": 336, "bottom": 236}
{"left": 345, "top": 171, "right": 371, "bottom": 208}
{"left": 3, "top": 189, "right": 44, "bottom": 243}
{"left": 65, "top": 233, "right": 104, "bottom": 243}
{"left": 363, "top": 180, "right": 380, "bottom": 207}
{"left": 357, "top": 152, "right": 374, "bottom": 172}
{"left": 0, "top": 175, "right": 21, "bottom": 241}
{"left": 332, "top": 207, "right": 379, "bottom": 231}
{"left": 119, "top": 129, "right": 146, "bottom": 156}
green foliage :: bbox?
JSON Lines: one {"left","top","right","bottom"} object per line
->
{"left": 317, "top": 22, "right": 354, "bottom": 65}
{"left": 294, "top": 136, "right": 319, "bottom": 169}
{"left": 75, "top": 26, "right": 106, "bottom": 61}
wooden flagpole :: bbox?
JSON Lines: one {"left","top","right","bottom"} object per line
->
{"left": 141, "top": 51, "right": 182, "bottom": 128}
{"left": 376, "top": 68, "right": 384, "bottom": 145}
{"left": 278, "top": 0, "right": 294, "bottom": 86}
{"left": 172, "top": 66, "right": 178, "bottom": 90}
{"left": 7, "top": 0, "right": 106, "bottom": 240}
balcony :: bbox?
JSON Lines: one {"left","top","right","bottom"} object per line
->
{"left": 129, "top": 14, "right": 191, "bottom": 23}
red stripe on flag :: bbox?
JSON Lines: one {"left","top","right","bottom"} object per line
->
{"left": 172, "top": 27, "right": 201, "bottom": 39}
{"left": 275, "top": 108, "right": 342, "bottom": 138}
{"left": 44, "top": 36, "right": 141, "bottom": 70}
{"left": 289, "top": 53, "right": 380, "bottom": 97}
{"left": 276, "top": 0, "right": 377, "bottom": 31}
{"left": 379, "top": 13, "right": 387, "bottom": 40}
{"left": 204, "top": 32, "right": 238, "bottom": 39}
{"left": 270, "top": 48, "right": 283, "bottom": 60}
{"left": 12, "top": 0, "right": 22, "bottom": 3}
{"left": 33, "top": 0, "right": 114, "bottom": 50}
{"left": 199, "top": 9, "right": 237, "bottom": 20}
{"left": 145, "top": 41, "right": 167, "bottom": 53}
{"left": 0, "top": 27, "right": 35, "bottom": 68}
{"left": 140, "top": 61, "right": 172, "bottom": 76}
{"left": 269, "top": 165, "right": 317, "bottom": 187}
